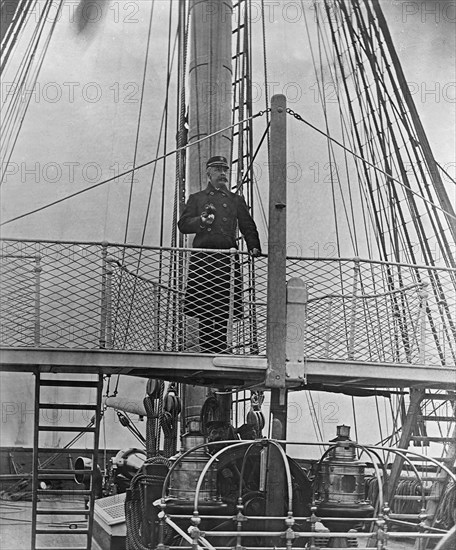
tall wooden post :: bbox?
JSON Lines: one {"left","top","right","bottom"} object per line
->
{"left": 265, "top": 94, "right": 288, "bottom": 519}
{"left": 266, "top": 94, "right": 288, "bottom": 397}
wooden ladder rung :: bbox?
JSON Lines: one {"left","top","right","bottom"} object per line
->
{"left": 36, "top": 509, "right": 90, "bottom": 515}
{"left": 39, "top": 380, "right": 99, "bottom": 388}
{"left": 37, "top": 489, "right": 91, "bottom": 495}
{"left": 35, "top": 528, "right": 89, "bottom": 535}
{"left": 38, "top": 468, "right": 95, "bottom": 476}
{"left": 39, "top": 403, "right": 98, "bottom": 410}
{"left": 38, "top": 426, "right": 96, "bottom": 433}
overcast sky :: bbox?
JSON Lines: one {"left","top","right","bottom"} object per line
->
{"left": 0, "top": 0, "right": 454, "bottom": 255}
{"left": 0, "top": 0, "right": 454, "bottom": 450}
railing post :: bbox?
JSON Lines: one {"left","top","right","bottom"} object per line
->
{"left": 348, "top": 257, "right": 360, "bottom": 360}
{"left": 324, "top": 296, "right": 333, "bottom": 358}
{"left": 33, "top": 255, "right": 41, "bottom": 346}
{"left": 105, "top": 257, "right": 113, "bottom": 350}
{"left": 152, "top": 283, "right": 159, "bottom": 350}
{"left": 227, "top": 247, "right": 237, "bottom": 350}
{"left": 99, "top": 242, "right": 108, "bottom": 349}
{"left": 418, "top": 282, "right": 428, "bottom": 364}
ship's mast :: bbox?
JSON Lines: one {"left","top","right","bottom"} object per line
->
{"left": 187, "top": 0, "right": 233, "bottom": 191}
{"left": 183, "top": 0, "right": 234, "bottom": 431}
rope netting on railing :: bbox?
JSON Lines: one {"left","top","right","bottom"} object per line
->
{"left": 0, "top": 239, "right": 454, "bottom": 366}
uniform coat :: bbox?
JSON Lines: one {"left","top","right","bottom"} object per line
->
{"left": 178, "top": 183, "right": 261, "bottom": 252}
{"left": 178, "top": 183, "right": 261, "bottom": 322}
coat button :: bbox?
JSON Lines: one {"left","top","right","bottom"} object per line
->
{"left": 223, "top": 203, "right": 227, "bottom": 207}
{"left": 210, "top": 192, "right": 214, "bottom": 195}
{"left": 207, "top": 227, "right": 211, "bottom": 232}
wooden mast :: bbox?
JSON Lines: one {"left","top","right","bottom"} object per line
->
{"left": 187, "top": 0, "right": 233, "bottom": 191}
{"left": 183, "top": 0, "right": 233, "bottom": 432}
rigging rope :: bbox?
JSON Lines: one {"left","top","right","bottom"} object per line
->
{"left": 260, "top": 0, "right": 271, "bottom": 169}
{"left": 0, "top": 110, "right": 270, "bottom": 226}
{"left": 0, "top": 0, "right": 35, "bottom": 74}
{"left": 0, "top": 0, "right": 63, "bottom": 187}
{"left": 139, "top": 32, "right": 179, "bottom": 246}
{"left": 286, "top": 108, "right": 456, "bottom": 223}
{"left": 123, "top": 0, "right": 155, "bottom": 244}
{"left": 158, "top": 3, "right": 174, "bottom": 248}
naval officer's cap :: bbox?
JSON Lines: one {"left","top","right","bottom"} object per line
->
{"left": 206, "top": 155, "right": 229, "bottom": 168}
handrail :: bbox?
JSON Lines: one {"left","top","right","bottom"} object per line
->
{"left": 1, "top": 238, "right": 455, "bottom": 273}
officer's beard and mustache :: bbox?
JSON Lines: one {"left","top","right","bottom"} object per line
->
{"left": 210, "top": 173, "right": 228, "bottom": 191}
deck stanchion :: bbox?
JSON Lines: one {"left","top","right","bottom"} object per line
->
{"left": 418, "top": 283, "right": 429, "bottom": 364}
{"left": 99, "top": 242, "right": 108, "bottom": 349}
{"left": 33, "top": 255, "right": 41, "bottom": 346}
{"left": 348, "top": 257, "right": 360, "bottom": 360}
{"left": 105, "top": 257, "right": 113, "bottom": 350}
{"left": 324, "top": 295, "right": 332, "bottom": 358}
{"left": 152, "top": 283, "right": 159, "bottom": 350}
{"left": 227, "top": 248, "right": 236, "bottom": 350}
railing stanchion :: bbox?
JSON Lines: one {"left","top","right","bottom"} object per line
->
{"left": 153, "top": 283, "right": 159, "bottom": 350}
{"left": 99, "top": 242, "right": 108, "bottom": 349}
{"left": 33, "top": 255, "right": 41, "bottom": 346}
{"left": 106, "top": 257, "right": 113, "bottom": 350}
{"left": 227, "top": 248, "right": 236, "bottom": 350}
{"left": 348, "top": 257, "right": 360, "bottom": 360}
{"left": 418, "top": 282, "right": 428, "bottom": 364}
{"left": 324, "top": 296, "right": 332, "bottom": 358}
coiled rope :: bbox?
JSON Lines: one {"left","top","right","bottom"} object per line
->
{"left": 125, "top": 456, "right": 170, "bottom": 550}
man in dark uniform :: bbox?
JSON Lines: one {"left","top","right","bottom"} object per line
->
{"left": 178, "top": 155, "right": 261, "bottom": 353}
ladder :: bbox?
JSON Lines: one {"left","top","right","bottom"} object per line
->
{"left": 388, "top": 389, "right": 456, "bottom": 533}
{"left": 31, "top": 371, "right": 103, "bottom": 550}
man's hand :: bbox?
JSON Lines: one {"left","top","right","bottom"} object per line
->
{"left": 200, "top": 211, "right": 215, "bottom": 226}
{"left": 250, "top": 248, "right": 261, "bottom": 258}
{"left": 200, "top": 204, "right": 216, "bottom": 226}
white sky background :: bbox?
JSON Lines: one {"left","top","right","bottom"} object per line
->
{"left": 0, "top": 0, "right": 454, "bottom": 255}
{"left": 0, "top": 1, "right": 455, "bottom": 449}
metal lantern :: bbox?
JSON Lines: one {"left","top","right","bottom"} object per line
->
{"left": 316, "top": 425, "right": 374, "bottom": 531}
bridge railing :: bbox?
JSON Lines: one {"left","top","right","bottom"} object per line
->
{"left": 0, "top": 239, "right": 454, "bottom": 366}
{"left": 286, "top": 257, "right": 455, "bottom": 366}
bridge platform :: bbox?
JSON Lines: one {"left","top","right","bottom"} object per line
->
{"left": 0, "top": 347, "right": 454, "bottom": 391}
{"left": 1, "top": 238, "right": 455, "bottom": 392}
